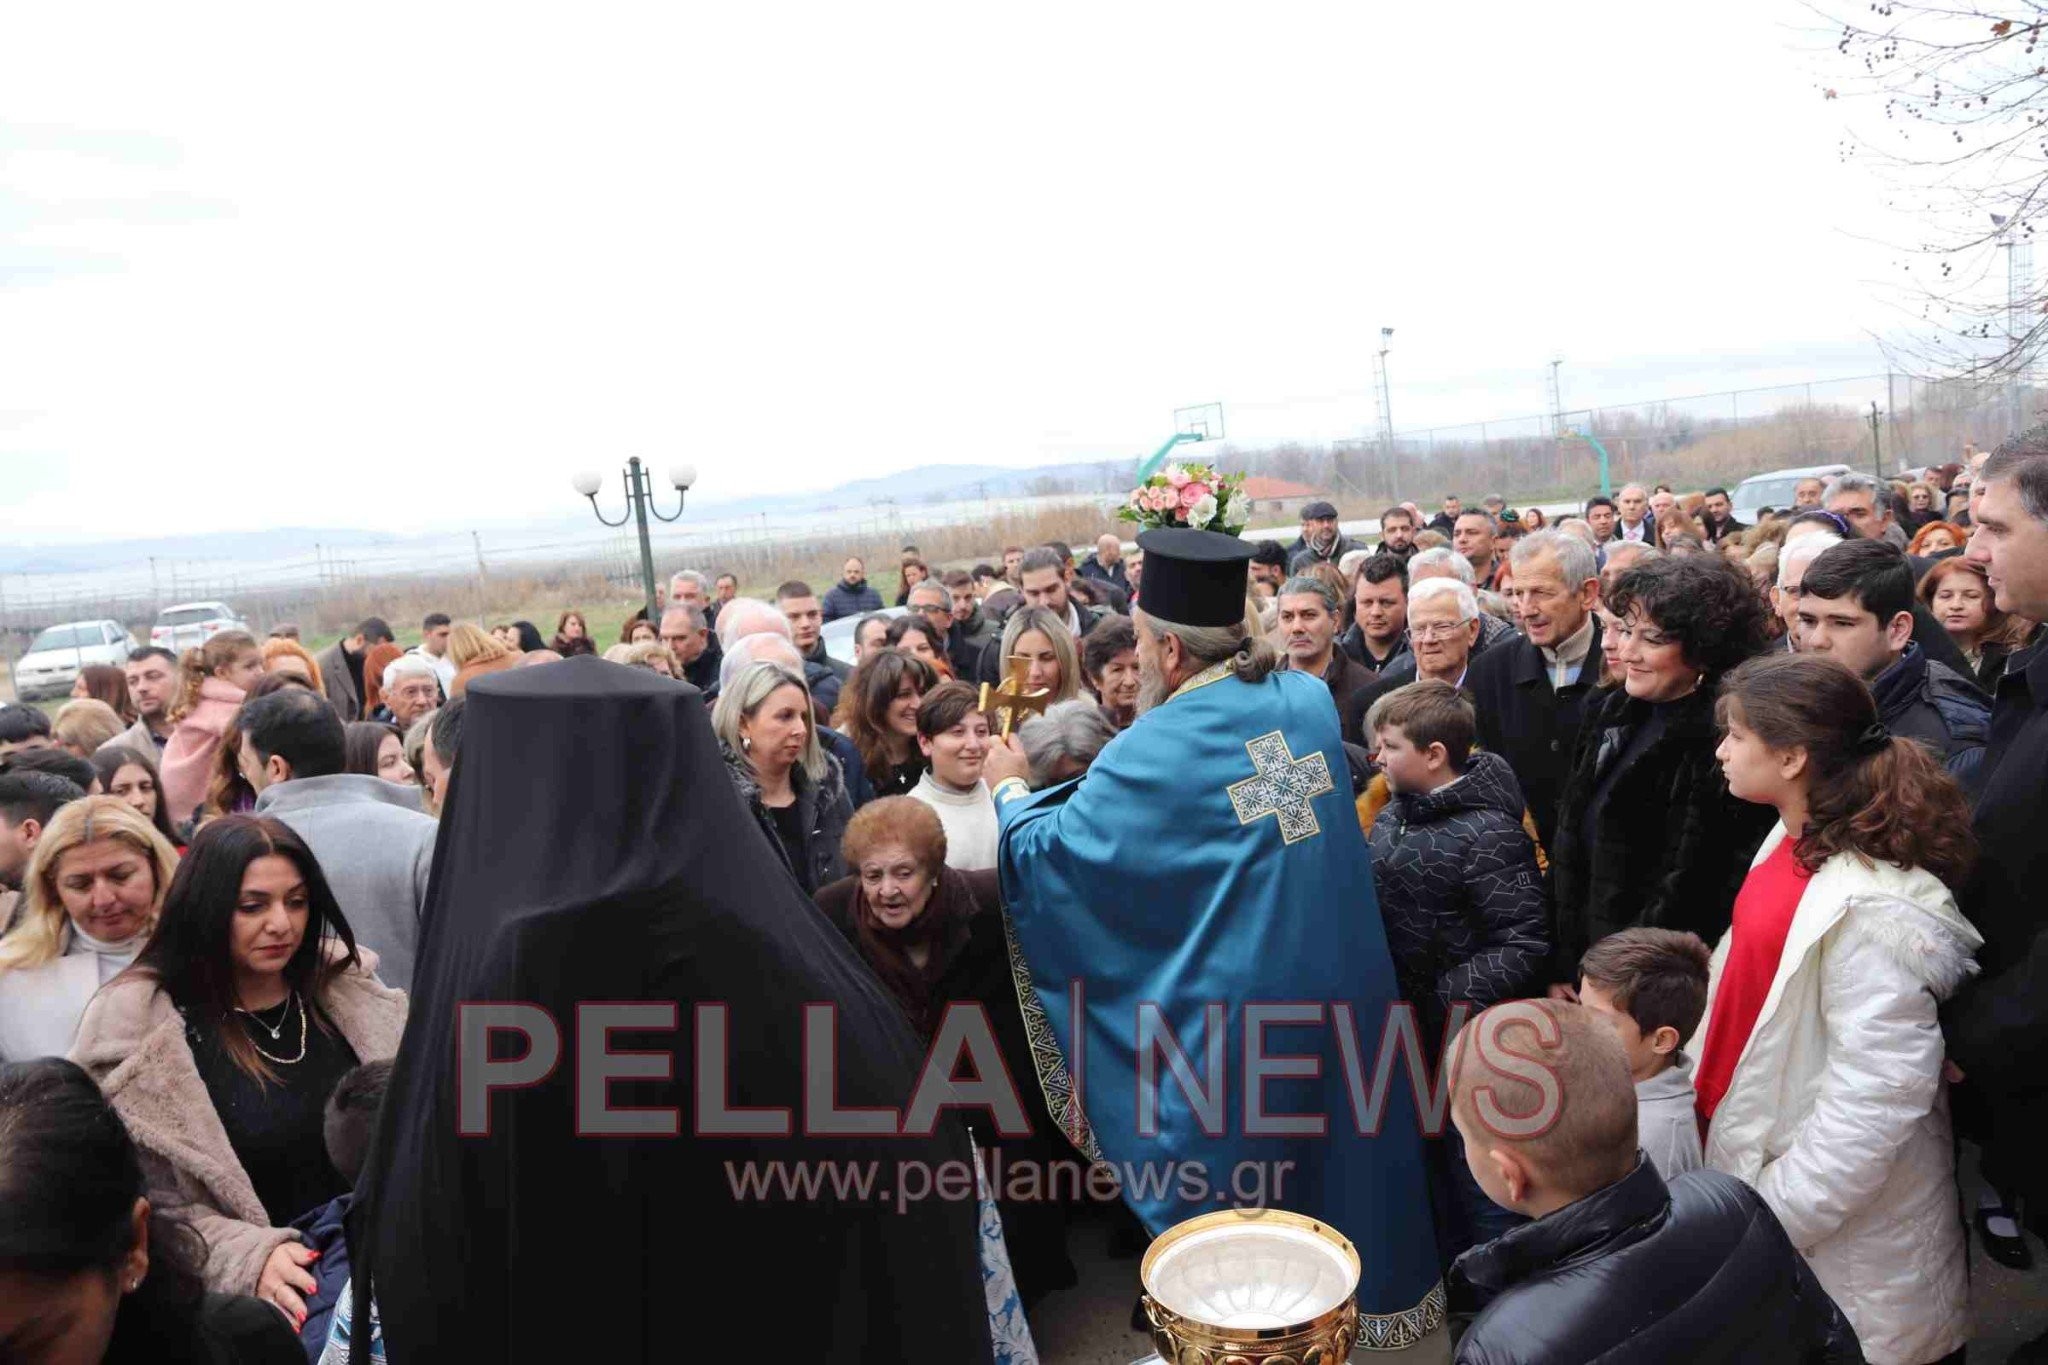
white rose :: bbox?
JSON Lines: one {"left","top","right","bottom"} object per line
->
{"left": 1189, "top": 494, "right": 1219, "bottom": 528}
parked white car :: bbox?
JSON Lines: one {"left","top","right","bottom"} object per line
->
{"left": 1729, "top": 462, "right": 1853, "bottom": 524}
{"left": 14, "top": 619, "right": 136, "bottom": 701}
{"left": 150, "top": 601, "right": 248, "bottom": 654}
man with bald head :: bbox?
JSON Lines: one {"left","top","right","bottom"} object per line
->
{"left": 1077, "top": 533, "right": 1131, "bottom": 597}
{"left": 1445, "top": 999, "right": 1857, "bottom": 1359}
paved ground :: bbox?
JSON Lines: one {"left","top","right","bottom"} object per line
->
{"left": 1023, "top": 1157, "right": 2048, "bottom": 1363}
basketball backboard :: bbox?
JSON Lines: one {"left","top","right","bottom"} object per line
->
{"left": 1174, "top": 403, "right": 1225, "bottom": 442}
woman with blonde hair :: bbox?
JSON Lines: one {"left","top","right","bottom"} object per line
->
{"left": 0, "top": 797, "right": 178, "bottom": 1060}
{"left": 259, "top": 637, "right": 325, "bottom": 693}
{"left": 619, "top": 639, "right": 681, "bottom": 679}
{"left": 446, "top": 622, "right": 517, "bottom": 698}
{"left": 52, "top": 698, "right": 127, "bottom": 758}
{"left": 714, "top": 661, "right": 852, "bottom": 892}
{"left": 997, "top": 606, "right": 1082, "bottom": 706}
{"left": 160, "top": 631, "right": 265, "bottom": 830}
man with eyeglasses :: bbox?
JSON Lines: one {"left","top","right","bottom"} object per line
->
{"left": 1342, "top": 578, "right": 1484, "bottom": 744}
{"left": 1466, "top": 530, "right": 1605, "bottom": 853}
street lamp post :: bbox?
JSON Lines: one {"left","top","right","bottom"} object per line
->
{"left": 573, "top": 458, "right": 697, "bottom": 624}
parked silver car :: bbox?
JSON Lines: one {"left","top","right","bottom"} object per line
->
{"left": 1729, "top": 463, "right": 1853, "bottom": 524}
{"left": 150, "top": 600, "right": 248, "bottom": 654}
{"left": 13, "top": 619, "right": 136, "bottom": 701}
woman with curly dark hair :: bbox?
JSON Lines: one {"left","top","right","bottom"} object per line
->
{"left": 1550, "top": 555, "right": 1777, "bottom": 984}
{"left": 1698, "top": 652, "right": 1978, "bottom": 1362}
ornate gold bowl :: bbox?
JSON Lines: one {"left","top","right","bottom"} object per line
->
{"left": 1139, "top": 1208, "right": 1362, "bottom": 1365}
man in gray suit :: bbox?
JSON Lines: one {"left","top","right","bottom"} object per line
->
{"left": 240, "top": 686, "right": 435, "bottom": 990}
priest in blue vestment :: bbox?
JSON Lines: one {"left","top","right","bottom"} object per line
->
{"left": 980, "top": 527, "right": 1444, "bottom": 1348}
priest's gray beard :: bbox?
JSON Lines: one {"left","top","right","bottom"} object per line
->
{"left": 1136, "top": 647, "right": 1174, "bottom": 715}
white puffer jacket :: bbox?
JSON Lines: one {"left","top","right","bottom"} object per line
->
{"left": 1698, "top": 825, "right": 1981, "bottom": 1365}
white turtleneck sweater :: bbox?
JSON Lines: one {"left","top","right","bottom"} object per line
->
{"left": 0, "top": 923, "right": 146, "bottom": 1062}
{"left": 908, "top": 772, "right": 1000, "bottom": 871}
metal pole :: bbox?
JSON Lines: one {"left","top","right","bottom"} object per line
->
{"left": 1869, "top": 402, "right": 1883, "bottom": 479}
{"left": 628, "top": 457, "right": 660, "bottom": 624}
{"left": 472, "top": 531, "right": 489, "bottom": 624}
{"left": 0, "top": 575, "right": 14, "bottom": 704}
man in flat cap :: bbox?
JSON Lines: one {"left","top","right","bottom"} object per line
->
{"left": 1286, "top": 500, "right": 1359, "bottom": 573}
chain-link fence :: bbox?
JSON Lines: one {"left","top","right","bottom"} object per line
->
{"left": 1254, "top": 373, "right": 2030, "bottom": 508}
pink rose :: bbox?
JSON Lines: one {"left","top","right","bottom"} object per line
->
{"left": 1151, "top": 487, "right": 1180, "bottom": 513}
{"left": 1166, "top": 465, "right": 1191, "bottom": 489}
{"left": 1178, "top": 481, "right": 1211, "bottom": 509}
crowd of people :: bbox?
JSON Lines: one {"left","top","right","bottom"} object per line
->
{"left": 0, "top": 442, "right": 2045, "bottom": 1364}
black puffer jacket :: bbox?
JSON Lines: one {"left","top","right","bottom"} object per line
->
{"left": 1451, "top": 1159, "right": 1863, "bottom": 1364}
{"left": 719, "top": 741, "right": 853, "bottom": 894}
{"left": 1368, "top": 751, "right": 1549, "bottom": 1049}
{"left": 1549, "top": 686, "right": 1775, "bottom": 980}
{"left": 1867, "top": 641, "right": 1989, "bottom": 785}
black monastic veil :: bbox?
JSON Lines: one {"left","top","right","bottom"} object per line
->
{"left": 346, "top": 657, "right": 991, "bottom": 1362}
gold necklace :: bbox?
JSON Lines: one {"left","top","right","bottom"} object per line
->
{"left": 236, "top": 991, "right": 307, "bottom": 1066}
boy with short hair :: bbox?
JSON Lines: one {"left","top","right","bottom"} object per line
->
{"left": 1577, "top": 928, "right": 1710, "bottom": 1179}
{"left": 1367, "top": 680, "right": 1549, "bottom": 1260}
{"left": 1446, "top": 1000, "right": 1860, "bottom": 1363}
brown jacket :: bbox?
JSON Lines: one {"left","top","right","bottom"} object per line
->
{"left": 69, "top": 952, "right": 407, "bottom": 1295}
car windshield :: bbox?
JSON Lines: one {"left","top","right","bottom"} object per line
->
{"left": 1734, "top": 476, "right": 1807, "bottom": 509}
{"left": 29, "top": 624, "right": 102, "bottom": 652}
{"left": 158, "top": 606, "right": 223, "bottom": 626}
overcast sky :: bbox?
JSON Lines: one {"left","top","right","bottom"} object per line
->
{"left": 1, "top": 1, "right": 1905, "bottom": 540}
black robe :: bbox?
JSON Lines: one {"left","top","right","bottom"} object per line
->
{"left": 346, "top": 658, "right": 991, "bottom": 1363}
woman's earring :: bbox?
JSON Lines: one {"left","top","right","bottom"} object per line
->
{"left": 741, "top": 735, "right": 752, "bottom": 753}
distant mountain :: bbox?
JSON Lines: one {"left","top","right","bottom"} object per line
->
{"left": 696, "top": 458, "right": 1135, "bottom": 515}
{"left": 0, "top": 525, "right": 405, "bottom": 574}
{"left": 0, "top": 459, "right": 1144, "bottom": 568}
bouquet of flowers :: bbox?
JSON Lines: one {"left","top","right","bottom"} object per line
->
{"left": 1117, "top": 462, "right": 1249, "bottom": 535}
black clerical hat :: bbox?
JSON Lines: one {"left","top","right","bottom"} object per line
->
{"left": 1136, "top": 527, "right": 1254, "bottom": 628}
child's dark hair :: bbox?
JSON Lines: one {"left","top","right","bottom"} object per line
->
{"left": 324, "top": 1058, "right": 394, "bottom": 1184}
{"left": 1717, "top": 653, "right": 1977, "bottom": 886}
{"left": 1579, "top": 928, "right": 1712, "bottom": 1044}
{"left": 1370, "top": 679, "right": 1474, "bottom": 771}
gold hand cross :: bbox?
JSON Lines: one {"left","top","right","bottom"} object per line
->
{"left": 978, "top": 655, "right": 1053, "bottom": 740}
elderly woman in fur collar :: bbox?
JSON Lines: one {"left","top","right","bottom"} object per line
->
{"left": 1698, "top": 655, "right": 1980, "bottom": 1365}
{"left": 71, "top": 816, "right": 406, "bottom": 1338}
